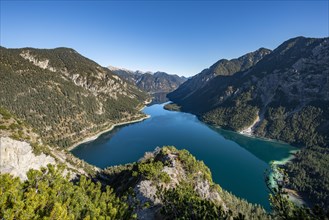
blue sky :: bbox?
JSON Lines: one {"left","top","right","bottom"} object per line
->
{"left": 1, "top": 1, "right": 328, "bottom": 76}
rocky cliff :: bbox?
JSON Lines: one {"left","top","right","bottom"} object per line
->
{"left": 0, "top": 108, "right": 96, "bottom": 180}
{"left": 0, "top": 137, "right": 56, "bottom": 180}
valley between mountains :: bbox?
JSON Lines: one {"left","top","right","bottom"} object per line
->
{"left": 0, "top": 36, "right": 328, "bottom": 219}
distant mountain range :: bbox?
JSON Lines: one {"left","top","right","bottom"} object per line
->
{"left": 168, "top": 36, "right": 329, "bottom": 208}
{"left": 108, "top": 66, "right": 187, "bottom": 103}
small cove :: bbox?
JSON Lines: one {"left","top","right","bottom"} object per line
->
{"left": 71, "top": 102, "right": 297, "bottom": 211}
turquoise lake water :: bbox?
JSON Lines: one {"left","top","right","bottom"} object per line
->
{"left": 71, "top": 103, "right": 296, "bottom": 211}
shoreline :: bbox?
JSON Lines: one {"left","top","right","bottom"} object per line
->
{"left": 270, "top": 149, "right": 306, "bottom": 206}
{"left": 272, "top": 149, "right": 299, "bottom": 166}
{"left": 67, "top": 114, "right": 150, "bottom": 151}
{"left": 217, "top": 124, "right": 292, "bottom": 145}
{"left": 268, "top": 149, "right": 298, "bottom": 187}
{"left": 239, "top": 114, "right": 260, "bottom": 136}
{"left": 215, "top": 121, "right": 306, "bottom": 206}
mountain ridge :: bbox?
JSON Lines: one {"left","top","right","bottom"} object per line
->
{"left": 109, "top": 65, "right": 187, "bottom": 103}
{"left": 168, "top": 47, "right": 271, "bottom": 105}
{"left": 0, "top": 46, "right": 149, "bottom": 148}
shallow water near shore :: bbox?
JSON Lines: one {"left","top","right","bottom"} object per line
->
{"left": 71, "top": 102, "right": 296, "bottom": 211}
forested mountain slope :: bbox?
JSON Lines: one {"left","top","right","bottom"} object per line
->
{"left": 169, "top": 37, "right": 329, "bottom": 146}
{"left": 0, "top": 47, "right": 149, "bottom": 148}
{"left": 169, "top": 47, "right": 271, "bottom": 104}
{"left": 168, "top": 36, "right": 329, "bottom": 209}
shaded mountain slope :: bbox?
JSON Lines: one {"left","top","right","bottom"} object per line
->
{"left": 168, "top": 47, "right": 271, "bottom": 107}
{"left": 168, "top": 37, "right": 329, "bottom": 144}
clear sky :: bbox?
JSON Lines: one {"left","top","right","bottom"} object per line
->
{"left": 1, "top": 1, "right": 328, "bottom": 76}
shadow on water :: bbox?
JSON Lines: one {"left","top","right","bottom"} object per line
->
{"left": 92, "top": 125, "right": 126, "bottom": 145}
{"left": 210, "top": 127, "right": 297, "bottom": 164}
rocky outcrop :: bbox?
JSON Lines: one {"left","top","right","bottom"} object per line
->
{"left": 103, "top": 147, "right": 227, "bottom": 219}
{"left": 0, "top": 137, "right": 55, "bottom": 180}
{"left": 20, "top": 50, "right": 56, "bottom": 72}
{"left": 100, "top": 146, "right": 269, "bottom": 219}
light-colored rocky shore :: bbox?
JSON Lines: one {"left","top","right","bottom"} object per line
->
{"left": 68, "top": 114, "right": 150, "bottom": 151}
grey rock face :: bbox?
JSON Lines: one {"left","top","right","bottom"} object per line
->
{"left": 0, "top": 137, "right": 56, "bottom": 180}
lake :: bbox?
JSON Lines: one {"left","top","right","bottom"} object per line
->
{"left": 71, "top": 102, "right": 296, "bottom": 211}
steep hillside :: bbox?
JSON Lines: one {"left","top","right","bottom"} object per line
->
{"left": 168, "top": 36, "right": 329, "bottom": 208}
{"left": 109, "top": 66, "right": 187, "bottom": 103}
{"left": 168, "top": 47, "right": 271, "bottom": 105}
{"left": 168, "top": 37, "right": 328, "bottom": 143}
{"left": 0, "top": 47, "right": 149, "bottom": 148}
